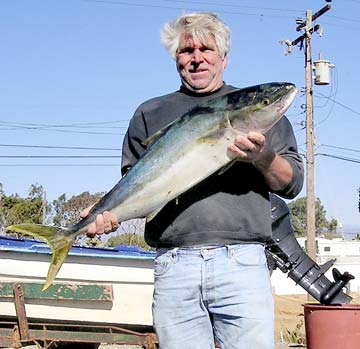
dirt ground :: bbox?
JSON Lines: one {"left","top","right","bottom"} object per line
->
{"left": 274, "top": 294, "right": 309, "bottom": 345}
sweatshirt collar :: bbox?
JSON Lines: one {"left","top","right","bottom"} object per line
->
{"left": 179, "top": 83, "right": 228, "bottom": 97}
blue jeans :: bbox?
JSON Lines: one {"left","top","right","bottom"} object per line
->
{"left": 153, "top": 244, "right": 274, "bottom": 349}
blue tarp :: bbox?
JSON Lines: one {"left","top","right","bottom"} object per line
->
{"left": 0, "top": 235, "right": 156, "bottom": 260}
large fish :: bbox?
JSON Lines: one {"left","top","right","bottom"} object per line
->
{"left": 7, "top": 82, "right": 297, "bottom": 290}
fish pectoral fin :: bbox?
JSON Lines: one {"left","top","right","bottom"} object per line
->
{"left": 142, "top": 120, "right": 177, "bottom": 146}
{"left": 196, "top": 127, "right": 226, "bottom": 144}
{"left": 218, "top": 160, "right": 237, "bottom": 175}
{"left": 6, "top": 224, "right": 74, "bottom": 291}
{"left": 142, "top": 130, "right": 165, "bottom": 147}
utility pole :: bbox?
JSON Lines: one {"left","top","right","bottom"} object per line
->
{"left": 304, "top": 9, "right": 316, "bottom": 261}
{"left": 282, "top": 4, "right": 331, "bottom": 261}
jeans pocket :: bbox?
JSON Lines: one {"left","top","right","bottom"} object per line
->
{"left": 154, "top": 251, "right": 174, "bottom": 277}
{"left": 231, "top": 245, "right": 266, "bottom": 267}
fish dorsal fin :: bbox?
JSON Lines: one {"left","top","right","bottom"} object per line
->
{"left": 196, "top": 111, "right": 247, "bottom": 144}
{"left": 218, "top": 160, "right": 237, "bottom": 175}
{"left": 196, "top": 112, "right": 230, "bottom": 144}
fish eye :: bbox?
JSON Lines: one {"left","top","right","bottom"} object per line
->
{"left": 262, "top": 98, "right": 270, "bottom": 106}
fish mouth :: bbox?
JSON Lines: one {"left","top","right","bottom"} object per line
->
{"left": 276, "top": 85, "right": 297, "bottom": 114}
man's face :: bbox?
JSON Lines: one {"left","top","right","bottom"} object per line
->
{"left": 176, "top": 33, "right": 228, "bottom": 94}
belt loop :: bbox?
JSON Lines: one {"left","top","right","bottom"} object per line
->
{"left": 226, "top": 244, "right": 234, "bottom": 258}
{"left": 171, "top": 247, "right": 179, "bottom": 263}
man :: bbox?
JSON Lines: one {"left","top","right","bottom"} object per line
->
{"left": 83, "top": 12, "right": 304, "bottom": 349}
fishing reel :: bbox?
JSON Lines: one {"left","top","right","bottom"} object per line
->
{"left": 266, "top": 194, "right": 354, "bottom": 305}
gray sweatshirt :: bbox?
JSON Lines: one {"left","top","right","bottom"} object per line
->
{"left": 121, "top": 84, "right": 304, "bottom": 248}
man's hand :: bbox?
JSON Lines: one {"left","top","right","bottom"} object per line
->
{"left": 80, "top": 206, "right": 119, "bottom": 238}
{"left": 227, "top": 131, "right": 293, "bottom": 191}
{"left": 227, "top": 132, "right": 274, "bottom": 163}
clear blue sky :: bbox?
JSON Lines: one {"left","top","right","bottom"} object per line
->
{"left": 1, "top": 0, "right": 359, "bottom": 230}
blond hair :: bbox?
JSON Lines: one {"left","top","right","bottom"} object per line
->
{"left": 161, "top": 12, "right": 231, "bottom": 59}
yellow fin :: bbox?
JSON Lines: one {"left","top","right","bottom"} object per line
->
{"left": 43, "top": 240, "right": 73, "bottom": 290}
{"left": 6, "top": 224, "right": 74, "bottom": 291}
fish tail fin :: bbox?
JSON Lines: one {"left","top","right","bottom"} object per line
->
{"left": 6, "top": 224, "right": 74, "bottom": 291}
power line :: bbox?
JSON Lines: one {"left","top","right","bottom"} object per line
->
{"left": 313, "top": 67, "right": 338, "bottom": 126}
{"left": 316, "top": 92, "right": 360, "bottom": 117}
{"left": 320, "top": 20, "right": 360, "bottom": 32}
{"left": 81, "top": 0, "right": 299, "bottom": 18}
{"left": 327, "top": 14, "right": 360, "bottom": 24}
{"left": 0, "top": 144, "right": 121, "bottom": 151}
{"left": 0, "top": 164, "right": 120, "bottom": 167}
{"left": 161, "top": 0, "right": 303, "bottom": 14}
{"left": 316, "top": 153, "right": 360, "bottom": 164}
{"left": 0, "top": 120, "right": 129, "bottom": 135}
{"left": 83, "top": 0, "right": 360, "bottom": 28}
{"left": 0, "top": 126, "right": 124, "bottom": 136}
{"left": 0, "top": 155, "right": 121, "bottom": 158}
{"left": 319, "top": 144, "right": 360, "bottom": 153}
{"left": 0, "top": 119, "right": 129, "bottom": 127}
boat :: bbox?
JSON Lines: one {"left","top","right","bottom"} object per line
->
{"left": 0, "top": 235, "right": 156, "bottom": 326}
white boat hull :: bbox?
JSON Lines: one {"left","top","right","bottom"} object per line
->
{"left": 0, "top": 236, "right": 155, "bottom": 326}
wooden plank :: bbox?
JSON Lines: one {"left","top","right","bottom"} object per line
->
{"left": 13, "top": 283, "right": 30, "bottom": 340}
{"left": 0, "top": 282, "right": 113, "bottom": 302}
{"left": 28, "top": 328, "right": 146, "bottom": 345}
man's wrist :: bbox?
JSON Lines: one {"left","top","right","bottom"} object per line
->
{"left": 252, "top": 148, "right": 276, "bottom": 171}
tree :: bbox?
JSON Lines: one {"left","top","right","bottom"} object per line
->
{"left": 107, "top": 233, "right": 151, "bottom": 251}
{"left": 328, "top": 218, "right": 338, "bottom": 234}
{"left": 0, "top": 183, "right": 45, "bottom": 235}
{"left": 0, "top": 184, "right": 150, "bottom": 248}
{"left": 287, "top": 197, "right": 307, "bottom": 236}
{"left": 288, "top": 196, "right": 338, "bottom": 237}
{"left": 51, "top": 191, "right": 104, "bottom": 227}
{"left": 106, "top": 218, "right": 150, "bottom": 250}
{"left": 50, "top": 191, "right": 104, "bottom": 245}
